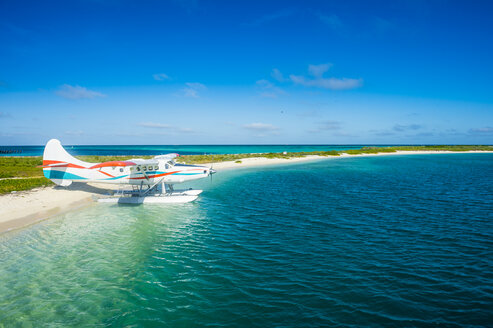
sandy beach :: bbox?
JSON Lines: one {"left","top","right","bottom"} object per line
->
{"left": 208, "top": 150, "right": 493, "bottom": 170}
{"left": 1, "top": 150, "right": 492, "bottom": 234}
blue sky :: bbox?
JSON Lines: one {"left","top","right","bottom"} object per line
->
{"left": 0, "top": 0, "right": 492, "bottom": 145}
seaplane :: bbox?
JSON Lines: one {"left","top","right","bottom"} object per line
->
{"left": 42, "top": 139, "right": 215, "bottom": 204}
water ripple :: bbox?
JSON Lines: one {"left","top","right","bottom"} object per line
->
{"left": 0, "top": 154, "right": 492, "bottom": 327}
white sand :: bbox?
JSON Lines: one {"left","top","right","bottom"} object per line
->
{"left": 0, "top": 183, "right": 113, "bottom": 233}
{"left": 1, "top": 150, "right": 492, "bottom": 233}
{"left": 203, "top": 150, "right": 493, "bottom": 170}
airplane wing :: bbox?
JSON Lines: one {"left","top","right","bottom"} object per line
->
{"left": 153, "top": 153, "right": 180, "bottom": 160}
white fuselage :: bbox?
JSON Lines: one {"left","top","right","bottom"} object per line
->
{"left": 42, "top": 139, "right": 214, "bottom": 187}
{"left": 43, "top": 160, "right": 212, "bottom": 186}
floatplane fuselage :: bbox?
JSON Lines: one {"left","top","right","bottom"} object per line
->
{"left": 42, "top": 139, "right": 215, "bottom": 203}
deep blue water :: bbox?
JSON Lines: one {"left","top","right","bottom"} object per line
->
{"left": 0, "top": 144, "right": 394, "bottom": 156}
{"left": 0, "top": 154, "right": 492, "bottom": 327}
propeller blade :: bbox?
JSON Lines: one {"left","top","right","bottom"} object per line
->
{"left": 210, "top": 154, "right": 214, "bottom": 182}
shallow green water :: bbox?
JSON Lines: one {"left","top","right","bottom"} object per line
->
{"left": 1, "top": 154, "right": 492, "bottom": 327}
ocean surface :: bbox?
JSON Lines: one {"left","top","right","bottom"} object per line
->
{"left": 0, "top": 144, "right": 392, "bottom": 156}
{"left": 0, "top": 154, "right": 492, "bottom": 327}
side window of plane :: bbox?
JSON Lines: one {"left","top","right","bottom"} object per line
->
{"left": 120, "top": 168, "right": 124, "bottom": 172}
{"left": 155, "top": 165, "right": 159, "bottom": 170}
{"left": 137, "top": 166, "right": 141, "bottom": 171}
{"left": 165, "top": 164, "right": 169, "bottom": 170}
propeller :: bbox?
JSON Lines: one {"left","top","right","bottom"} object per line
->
{"left": 209, "top": 154, "right": 216, "bottom": 182}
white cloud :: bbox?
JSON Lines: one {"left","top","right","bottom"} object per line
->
{"left": 289, "top": 63, "right": 363, "bottom": 90}
{"left": 393, "top": 124, "right": 422, "bottom": 132}
{"left": 153, "top": 73, "right": 171, "bottom": 81}
{"left": 469, "top": 126, "right": 493, "bottom": 135}
{"left": 138, "top": 122, "right": 195, "bottom": 134}
{"left": 271, "top": 68, "right": 286, "bottom": 82}
{"left": 373, "top": 124, "right": 423, "bottom": 136}
{"left": 244, "top": 122, "right": 279, "bottom": 132}
{"left": 290, "top": 75, "right": 363, "bottom": 90}
{"left": 55, "top": 84, "right": 105, "bottom": 100}
{"left": 318, "top": 120, "right": 341, "bottom": 130}
{"left": 256, "top": 79, "right": 285, "bottom": 98}
{"left": 309, "top": 120, "right": 342, "bottom": 133}
{"left": 64, "top": 130, "right": 85, "bottom": 136}
{"left": 308, "top": 63, "right": 332, "bottom": 78}
{"left": 256, "top": 79, "right": 271, "bottom": 87}
{"left": 183, "top": 82, "right": 206, "bottom": 98}
{"left": 138, "top": 122, "right": 173, "bottom": 129}
{"left": 297, "top": 109, "right": 322, "bottom": 118}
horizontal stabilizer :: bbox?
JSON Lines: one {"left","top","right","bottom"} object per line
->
{"left": 38, "top": 162, "right": 69, "bottom": 168}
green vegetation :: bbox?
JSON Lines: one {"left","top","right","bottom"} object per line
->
{"left": 72, "top": 145, "right": 492, "bottom": 164}
{"left": 0, "top": 157, "right": 44, "bottom": 178}
{"left": 344, "top": 147, "right": 397, "bottom": 155}
{"left": 235, "top": 160, "right": 242, "bottom": 164}
{"left": 0, "top": 145, "right": 491, "bottom": 193}
{"left": 391, "top": 145, "right": 493, "bottom": 152}
{"left": 72, "top": 145, "right": 492, "bottom": 165}
{"left": 178, "top": 150, "right": 340, "bottom": 164}
{"left": 0, "top": 177, "right": 54, "bottom": 195}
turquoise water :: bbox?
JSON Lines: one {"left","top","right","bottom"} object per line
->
{"left": 1, "top": 144, "right": 392, "bottom": 156}
{"left": 0, "top": 154, "right": 492, "bottom": 327}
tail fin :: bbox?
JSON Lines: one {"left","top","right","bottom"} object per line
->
{"left": 43, "top": 139, "right": 90, "bottom": 186}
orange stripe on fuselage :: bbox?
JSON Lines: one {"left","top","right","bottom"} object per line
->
{"left": 42, "top": 160, "right": 206, "bottom": 181}
{"left": 42, "top": 160, "right": 86, "bottom": 169}
{"left": 89, "top": 161, "right": 136, "bottom": 169}
{"left": 98, "top": 170, "right": 115, "bottom": 178}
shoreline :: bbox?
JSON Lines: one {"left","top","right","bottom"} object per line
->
{"left": 205, "top": 150, "right": 493, "bottom": 170}
{"left": 1, "top": 150, "right": 492, "bottom": 234}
